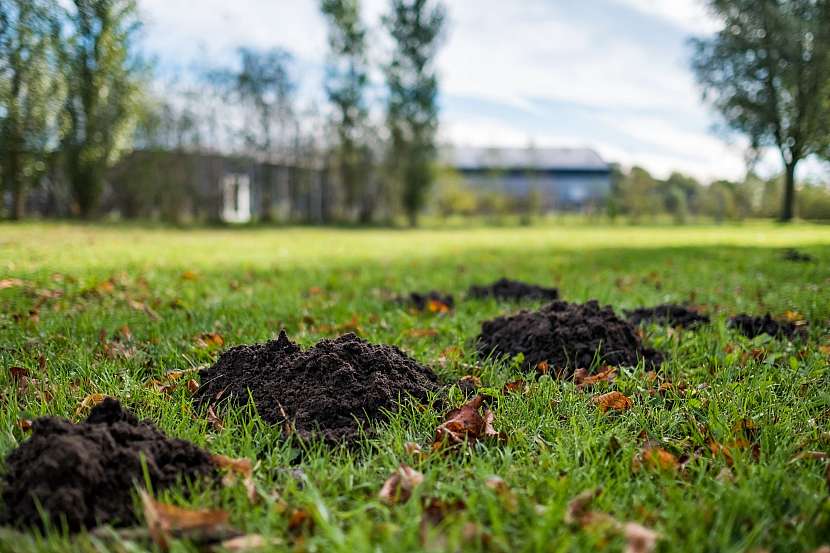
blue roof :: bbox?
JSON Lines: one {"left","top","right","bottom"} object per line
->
{"left": 442, "top": 146, "right": 609, "bottom": 171}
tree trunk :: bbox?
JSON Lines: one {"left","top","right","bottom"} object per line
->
{"left": 7, "top": 151, "right": 24, "bottom": 220}
{"left": 780, "top": 160, "right": 797, "bottom": 222}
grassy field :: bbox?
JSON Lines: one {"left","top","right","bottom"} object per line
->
{"left": 1, "top": 221, "right": 830, "bottom": 552}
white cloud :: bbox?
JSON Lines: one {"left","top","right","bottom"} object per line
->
{"left": 610, "top": 0, "right": 720, "bottom": 34}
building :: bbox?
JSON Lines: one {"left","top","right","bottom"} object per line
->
{"left": 440, "top": 146, "right": 612, "bottom": 210}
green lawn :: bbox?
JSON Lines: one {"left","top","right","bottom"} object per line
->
{"left": 1, "top": 221, "right": 830, "bottom": 552}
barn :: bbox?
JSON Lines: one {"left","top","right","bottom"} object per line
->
{"left": 441, "top": 146, "right": 613, "bottom": 210}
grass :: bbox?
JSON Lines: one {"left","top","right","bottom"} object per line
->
{"left": 1, "top": 220, "right": 830, "bottom": 552}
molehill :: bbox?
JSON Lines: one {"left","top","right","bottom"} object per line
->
{"left": 0, "top": 398, "right": 214, "bottom": 532}
{"left": 468, "top": 278, "right": 559, "bottom": 302}
{"left": 729, "top": 313, "right": 806, "bottom": 339}
{"left": 625, "top": 304, "right": 710, "bottom": 328}
{"left": 194, "top": 331, "right": 439, "bottom": 443}
{"left": 477, "top": 300, "right": 663, "bottom": 374}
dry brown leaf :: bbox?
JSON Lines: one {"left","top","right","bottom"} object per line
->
{"left": 623, "top": 521, "right": 660, "bottom": 553}
{"left": 220, "top": 534, "right": 281, "bottom": 551}
{"left": 405, "top": 441, "right": 425, "bottom": 457}
{"left": 75, "top": 393, "right": 108, "bottom": 416}
{"left": 788, "top": 451, "right": 829, "bottom": 463}
{"left": 427, "top": 299, "right": 451, "bottom": 314}
{"left": 378, "top": 464, "right": 424, "bottom": 505}
{"left": 633, "top": 447, "right": 678, "bottom": 472}
{"left": 536, "top": 360, "right": 550, "bottom": 375}
{"left": 212, "top": 454, "right": 257, "bottom": 503}
{"left": 287, "top": 508, "right": 314, "bottom": 536}
{"left": 0, "top": 278, "right": 25, "bottom": 289}
{"left": 9, "top": 366, "right": 29, "bottom": 380}
{"left": 408, "top": 327, "right": 438, "bottom": 338}
{"left": 458, "top": 375, "right": 482, "bottom": 388}
{"left": 592, "top": 391, "right": 633, "bottom": 413}
{"left": 433, "top": 396, "right": 504, "bottom": 450}
{"left": 574, "top": 366, "right": 617, "bottom": 389}
{"left": 564, "top": 487, "right": 604, "bottom": 526}
{"left": 196, "top": 332, "right": 224, "bottom": 349}
{"left": 140, "top": 489, "right": 231, "bottom": 551}
{"left": 207, "top": 404, "right": 224, "bottom": 431}
{"left": 485, "top": 476, "right": 518, "bottom": 513}
{"left": 502, "top": 379, "right": 526, "bottom": 394}
{"left": 16, "top": 419, "right": 33, "bottom": 432}
{"left": 419, "top": 497, "right": 466, "bottom": 547}
{"left": 187, "top": 379, "right": 200, "bottom": 394}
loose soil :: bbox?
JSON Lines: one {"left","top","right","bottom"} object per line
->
{"left": 194, "top": 331, "right": 439, "bottom": 443}
{"left": 407, "top": 290, "right": 455, "bottom": 311}
{"left": 1, "top": 398, "right": 214, "bottom": 532}
{"left": 625, "top": 304, "right": 710, "bottom": 328}
{"left": 477, "top": 300, "right": 663, "bottom": 374}
{"left": 782, "top": 248, "right": 814, "bottom": 263}
{"left": 729, "top": 313, "right": 806, "bottom": 339}
{"left": 467, "top": 278, "right": 559, "bottom": 302}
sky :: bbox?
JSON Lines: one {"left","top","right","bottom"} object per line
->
{"left": 135, "top": 0, "right": 819, "bottom": 182}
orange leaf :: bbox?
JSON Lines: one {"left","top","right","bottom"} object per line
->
{"left": 427, "top": 299, "right": 451, "bottom": 314}
{"left": 634, "top": 447, "right": 678, "bottom": 472}
{"left": 574, "top": 366, "right": 617, "bottom": 389}
{"left": 378, "top": 464, "right": 424, "bottom": 505}
{"left": 502, "top": 379, "right": 526, "bottom": 394}
{"left": 140, "top": 489, "right": 230, "bottom": 551}
{"left": 196, "top": 332, "right": 224, "bottom": 349}
{"left": 75, "top": 393, "right": 108, "bottom": 416}
{"left": 181, "top": 270, "right": 199, "bottom": 281}
{"left": 536, "top": 361, "right": 550, "bottom": 375}
{"left": 592, "top": 391, "right": 633, "bottom": 413}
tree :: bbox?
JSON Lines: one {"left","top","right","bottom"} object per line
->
{"left": 321, "top": 0, "right": 372, "bottom": 222}
{"left": 59, "top": 0, "right": 144, "bottom": 218}
{"left": 208, "top": 48, "right": 295, "bottom": 220}
{"left": 691, "top": 0, "right": 830, "bottom": 221}
{"left": 383, "top": 0, "right": 445, "bottom": 226}
{"left": 0, "top": 0, "right": 63, "bottom": 219}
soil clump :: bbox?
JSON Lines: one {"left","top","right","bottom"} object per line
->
{"left": 728, "top": 313, "right": 806, "bottom": 339}
{"left": 1, "top": 398, "right": 214, "bottom": 532}
{"left": 194, "top": 331, "right": 439, "bottom": 443}
{"left": 625, "top": 304, "right": 710, "bottom": 328}
{"left": 477, "top": 300, "right": 663, "bottom": 374}
{"left": 467, "top": 278, "right": 559, "bottom": 302}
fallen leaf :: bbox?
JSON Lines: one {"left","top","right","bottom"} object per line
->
{"left": 783, "top": 310, "right": 804, "bottom": 323}
{"left": 75, "top": 393, "right": 108, "bottom": 416}
{"left": 536, "top": 360, "right": 550, "bottom": 375}
{"left": 9, "top": 366, "right": 29, "bottom": 381}
{"left": 206, "top": 404, "right": 224, "bottom": 431}
{"left": 574, "top": 366, "right": 616, "bottom": 389}
{"left": 592, "top": 391, "right": 633, "bottom": 413}
{"left": 140, "top": 489, "right": 231, "bottom": 551}
{"left": 502, "top": 379, "right": 526, "bottom": 394}
{"left": 564, "top": 487, "right": 604, "bottom": 526}
{"left": 623, "top": 521, "right": 660, "bottom": 553}
{"left": 420, "top": 497, "right": 466, "bottom": 547}
{"left": 181, "top": 270, "right": 199, "bottom": 281}
{"left": 212, "top": 454, "right": 257, "bottom": 503}
{"left": 633, "top": 447, "right": 678, "bottom": 472}
{"left": 408, "top": 327, "right": 438, "bottom": 338}
{"left": 287, "top": 508, "right": 314, "bottom": 536}
{"left": 433, "top": 396, "right": 504, "bottom": 450}
{"left": 16, "top": 419, "right": 32, "bottom": 432}
{"left": 220, "top": 534, "right": 282, "bottom": 551}
{"left": 427, "top": 299, "right": 451, "bottom": 314}
{"left": 788, "top": 451, "right": 829, "bottom": 463}
{"left": 379, "top": 464, "right": 424, "bottom": 505}
{"left": 187, "top": 379, "right": 200, "bottom": 394}
{"left": 195, "top": 332, "right": 224, "bottom": 349}
{"left": 485, "top": 476, "right": 518, "bottom": 512}
{"left": 0, "top": 278, "right": 25, "bottom": 289}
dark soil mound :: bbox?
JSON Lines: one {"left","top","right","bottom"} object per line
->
{"left": 1, "top": 398, "right": 214, "bottom": 532}
{"left": 729, "top": 313, "right": 806, "bottom": 339}
{"left": 625, "top": 304, "right": 710, "bottom": 328}
{"left": 468, "top": 278, "right": 559, "bottom": 302}
{"left": 194, "top": 331, "right": 439, "bottom": 443}
{"left": 408, "top": 290, "right": 455, "bottom": 311}
{"left": 477, "top": 300, "right": 663, "bottom": 374}
{"left": 782, "top": 248, "right": 814, "bottom": 263}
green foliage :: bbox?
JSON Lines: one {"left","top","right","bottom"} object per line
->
{"left": 383, "top": 0, "right": 445, "bottom": 226}
{"left": 321, "top": 0, "right": 374, "bottom": 222}
{"left": 0, "top": 0, "right": 63, "bottom": 219}
{"left": 59, "top": 0, "right": 145, "bottom": 218}
{"left": 691, "top": 0, "right": 830, "bottom": 221}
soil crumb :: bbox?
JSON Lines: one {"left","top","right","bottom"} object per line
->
{"left": 477, "top": 300, "right": 663, "bottom": 374}
{"left": 625, "top": 304, "right": 710, "bottom": 328}
{"left": 468, "top": 278, "right": 559, "bottom": 302}
{"left": 194, "top": 331, "right": 439, "bottom": 443}
{"left": 407, "top": 290, "right": 454, "bottom": 311}
{"left": 729, "top": 313, "right": 806, "bottom": 339}
{"left": 782, "top": 248, "right": 814, "bottom": 263}
{"left": 1, "top": 398, "right": 214, "bottom": 532}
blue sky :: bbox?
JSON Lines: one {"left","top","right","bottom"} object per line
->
{"left": 135, "top": 0, "right": 809, "bottom": 181}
